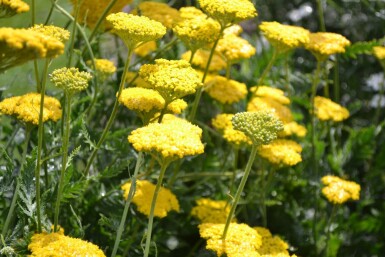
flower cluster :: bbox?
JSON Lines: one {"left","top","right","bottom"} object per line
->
{"left": 321, "top": 175, "right": 361, "bottom": 204}
{"left": 199, "top": 223, "right": 262, "bottom": 257}
{"left": 87, "top": 58, "right": 116, "bottom": 82}
{"left": 0, "top": 93, "right": 62, "bottom": 125}
{"left": 181, "top": 49, "right": 226, "bottom": 71}
{"left": 251, "top": 86, "right": 290, "bottom": 105}
{"left": 205, "top": 75, "right": 247, "bottom": 104}
{"left": 0, "top": 0, "right": 29, "bottom": 18}
{"left": 254, "top": 227, "right": 297, "bottom": 257}
{"left": 121, "top": 180, "right": 180, "bottom": 218}
{"left": 279, "top": 121, "right": 307, "bottom": 138}
{"left": 29, "top": 24, "right": 70, "bottom": 43}
{"left": 134, "top": 41, "right": 157, "bottom": 57}
{"left": 212, "top": 113, "right": 252, "bottom": 147}
{"left": 216, "top": 34, "right": 256, "bottom": 61}
{"left": 373, "top": 46, "right": 385, "bottom": 60}
{"left": 191, "top": 198, "right": 233, "bottom": 224}
{"left": 132, "top": 2, "right": 181, "bottom": 29}
{"left": 28, "top": 232, "right": 106, "bottom": 257}
{"left": 305, "top": 32, "right": 351, "bottom": 60}
{"left": 314, "top": 96, "right": 349, "bottom": 122}
{"left": 50, "top": 67, "right": 92, "bottom": 94}
{"left": 258, "top": 139, "right": 303, "bottom": 167}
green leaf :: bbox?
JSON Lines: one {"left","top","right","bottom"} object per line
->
{"left": 342, "top": 40, "right": 380, "bottom": 59}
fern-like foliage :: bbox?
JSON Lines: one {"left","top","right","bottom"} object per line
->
{"left": 343, "top": 40, "right": 381, "bottom": 59}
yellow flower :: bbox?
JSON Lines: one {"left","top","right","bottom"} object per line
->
{"left": 29, "top": 24, "right": 70, "bottom": 43}
{"left": 0, "top": 93, "right": 62, "bottom": 125}
{"left": 87, "top": 58, "right": 116, "bottom": 82}
{"left": 314, "top": 96, "right": 349, "bottom": 122}
{"left": 128, "top": 119, "right": 204, "bottom": 161}
{"left": 173, "top": 7, "right": 221, "bottom": 51}
{"left": 191, "top": 198, "right": 234, "bottom": 224}
{"left": 223, "top": 24, "right": 243, "bottom": 36}
{"left": 125, "top": 71, "right": 149, "bottom": 87}
{"left": 199, "top": 223, "right": 262, "bottom": 257}
{"left": 166, "top": 99, "right": 188, "bottom": 114}
{"left": 70, "top": 0, "right": 132, "bottom": 29}
{"left": 118, "top": 87, "right": 165, "bottom": 113}
{"left": 259, "top": 22, "right": 310, "bottom": 52}
{"left": 134, "top": 41, "right": 157, "bottom": 57}
{"left": 28, "top": 232, "right": 106, "bottom": 257}
{"left": 0, "top": 28, "right": 64, "bottom": 72}
{"left": 258, "top": 139, "right": 302, "bottom": 166}
{"left": 212, "top": 113, "right": 234, "bottom": 131}
{"left": 50, "top": 67, "right": 92, "bottom": 94}
{"left": 179, "top": 6, "right": 207, "bottom": 19}
{"left": 198, "top": 0, "right": 257, "bottom": 27}
{"left": 106, "top": 13, "right": 166, "bottom": 49}
{"left": 205, "top": 75, "right": 247, "bottom": 104}
{"left": 181, "top": 50, "right": 226, "bottom": 71}
{"left": 121, "top": 180, "right": 180, "bottom": 218}
{"left": 305, "top": 32, "right": 350, "bottom": 60}
{"left": 216, "top": 34, "right": 256, "bottom": 62}
{"left": 254, "top": 227, "right": 290, "bottom": 256}
{"left": 212, "top": 113, "right": 252, "bottom": 147}
{"left": 279, "top": 121, "right": 307, "bottom": 138}
{"left": 232, "top": 111, "right": 284, "bottom": 146}
{"left": 373, "top": 46, "right": 385, "bottom": 60}
{"left": 247, "top": 97, "right": 293, "bottom": 124}
{"left": 0, "top": 0, "right": 29, "bottom": 18}
{"left": 321, "top": 175, "right": 361, "bottom": 204}
{"left": 132, "top": 2, "right": 181, "bottom": 29}
{"left": 250, "top": 86, "right": 290, "bottom": 105}
{"left": 138, "top": 59, "right": 202, "bottom": 102}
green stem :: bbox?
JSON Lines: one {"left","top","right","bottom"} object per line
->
{"left": 88, "top": 0, "right": 118, "bottom": 43}
{"left": 316, "top": 0, "right": 327, "bottom": 32}
{"left": 67, "top": 3, "right": 80, "bottom": 68}
{"left": 111, "top": 152, "right": 144, "bottom": 257}
{"left": 257, "top": 47, "right": 278, "bottom": 86}
{"left": 226, "top": 61, "right": 232, "bottom": 79}
{"left": 333, "top": 56, "right": 340, "bottom": 102}
{"left": 260, "top": 165, "right": 267, "bottom": 227}
{"left": 84, "top": 50, "right": 133, "bottom": 176}
{"left": 54, "top": 93, "right": 72, "bottom": 232}
{"left": 189, "top": 50, "right": 196, "bottom": 64}
{"left": 1, "top": 126, "right": 31, "bottom": 238}
{"left": 284, "top": 54, "right": 291, "bottom": 95}
{"left": 4, "top": 124, "right": 20, "bottom": 149}
{"left": 44, "top": 0, "right": 57, "bottom": 25}
{"left": 31, "top": 0, "right": 35, "bottom": 25}
{"left": 228, "top": 147, "right": 239, "bottom": 194}
{"left": 324, "top": 205, "right": 338, "bottom": 257}
{"left": 143, "top": 160, "right": 170, "bottom": 257}
{"left": 222, "top": 145, "right": 258, "bottom": 239}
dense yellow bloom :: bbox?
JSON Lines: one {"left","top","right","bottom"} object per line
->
{"left": 119, "top": 87, "right": 165, "bottom": 113}
{"left": 216, "top": 34, "right": 256, "bottom": 61}
{"left": 70, "top": 0, "right": 132, "bottom": 29}
{"left": 128, "top": 119, "right": 204, "bottom": 161}
{"left": 254, "top": 227, "right": 290, "bottom": 256}
{"left": 247, "top": 97, "right": 293, "bottom": 124}
{"left": 138, "top": 59, "right": 202, "bottom": 102}
{"left": 314, "top": 96, "right": 349, "bottom": 122}
{"left": 279, "top": 121, "right": 307, "bottom": 138}
{"left": 167, "top": 99, "right": 188, "bottom": 114}
{"left": 232, "top": 111, "right": 284, "bottom": 146}
{"left": 321, "top": 175, "right": 361, "bottom": 204}
{"left": 181, "top": 50, "right": 226, "bottom": 71}
{"left": 87, "top": 58, "right": 116, "bottom": 82}
{"left": 198, "top": 0, "right": 257, "bottom": 27}
{"left": 0, "top": 28, "right": 64, "bottom": 72}
{"left": 1, "top": 0, "right": 29, "bottom": 18}
{"left": 212, "top": 113, "right": 252, "bottom": 147}
{"left": 0, "top": 93, "right": 62, "bottom": 125}
{"left": 50, "top": 67, "right": 92, "bottom": 94}
{"left": 191, "top": 198, "right": 233, "bottom": 224}
{"left": 121, "top": 180, "right": 179, "bottom": 218}
{"left": 29, "top": 24, "right": 70, "bottom": 43}
{"left": 250, "top": 86, "right": 290, "bottom": 105}
{"left": 373, "top": 46, "right": 385, "bottom": 60}
{"left": 224, "top": 24, "right": 243, "bottom": 36}
{"left": 212, "top": 113, "right": 233, "bottom": 131}
{"left": 199, "top": 223, "right": 262, "bottom": 257}
{"left": 106, "top": 13, "right": 166, "bottom": 49}
{"left": 29, "top": 232, "right": 105, "bottom": 257}
{"left": 305, "top": 32, "right": 350, "bottom": 60}
{"left": 205, "top": 75, "right": 247, "bottom": 104}
{"left": 259, "top": 22, "right": 310, "bottom": 52}
{"left": 179, "top": 6, "right": 206, "bottom": 19}
{"left": 132, "top": 2, "right": 181, "bottom": 29}
{"left": 258, "top": 139, "right": 302, "bottom": 166}
{"left": 134, "top": 41, "right": 157, "bottom": 57}
{"left": 174, "top": 7, "right": 221, "bottom": 51}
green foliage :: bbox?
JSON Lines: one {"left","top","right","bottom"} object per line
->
{"left": 343, "top": 40, "right": 381, "bottom": 59}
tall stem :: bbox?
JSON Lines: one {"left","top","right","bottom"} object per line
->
{"left": 111, "top": 152, "right": 144, "bottom": 257}
{"left": 257, "top": 48, "right": 278, "bottom": 86}
{"left": 54, "top": 93, "right": 72, "bottom": 231}
{"left": 324, "top": 205, "right": 338, "bottom": 257}
{"left": 260, "top": 165, "right": 267, "bottom": 227}
{"left": 316, "top": 0, "right": 326, "bottom": 32}
{"left": 84, "top": 50, "right": 133, "bottom": 176}
{"left": 222, "top": 145, "right": 258, "bottom": 240}
{"left": 143, "top": 161, "right": 170, "bottom": 257}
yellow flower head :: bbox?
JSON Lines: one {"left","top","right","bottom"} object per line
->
{"left": 0, "top": 0, "right": 29, "bottom": 18}
{"left": 216, "top": 34, "right": 256, "bottom": 62}
{"left": 50, "top": 67, "right": 92, "bottom": 94}
{"left": 28, "top": 232, "right": 106, "bottom": 257}
{"left": 0, "top": 28, "right": 64, "bottom": 72}
{"left": 167, "top": 99, "right": 188, "bottom": 114}
{"left": 173, "top": 8, "right": 221, "bottom": 51}
{"left": 87, "top": 58, "right": 116, "bottom": 82}
{"left": 279, "top": 121, "right": 307, "bottom": 138}
{"left": 181, "top": 50, "right": 226, "bottom": 71}
{"left": 258, "top": 139, "right": 302, "bottom": 167}
{"left": 121, "top": 180, "right": 180, "bottom": 218}
{"left": 191, "top": 198, "right": 234, "bottom": 224}
{"left": 119, "top": 87, "right": 165, "bottom": 113}
{"left": 305, "top": 32, "right": 351, "bottom": 60}
{"left": 232, "top": 111, "right": 284, "bottom": 146}
{"left": 254, "top": 227, "right": 290, "bottom": 256}
{"left": 250, "top": 86, "right": 290, "bottom": 105}
{"left": 0, "top": 93, "right": 62, "bottom": 125}
{"left": 70, "top": 0, "right": 132, "bottom": 29}
{"left": 247, "top": 97, "right": 293, "bottom": 124}
{"left": 106, "top": 13, "right": 166, "bottom": 49}
{"left": 125, "top": 71, "right": 149, "bottom": 88}
{"left": 373, "top": 46, "right": 385, "bottom": 60}
{"left": 138, "top": 59, "right": 202, "bottom": 102}
{"left": 205, "top": 75, "right": 247, "bottom": 104}
{"left": 134, "top": 41, "right": 157, "bottom": 57}
{"left": 259, "top": 22, "right": 310, "bottom": 52}
{"left": 198, "top": 0, "right": 257, "bottom": 27}
{"left": 179, "top": 6, "right": 207, "bottom": 19}
{"left": 29, "top": 24, "right": 70, "bottom": 43}
{"left": 224, "top": 24, "right": 243, "bottom": 36}
{"left": 128, "top": 119, "right": 204, "bottom": 161}
{"left": 212, "top": 113, "right": 233, "bottom": 131}
{"left": 321, "top": 175, "right": 361, "bottom": 204}
{"left": 199, "top": 223, "right": 262, "bottom": 257}
{"left": 132, "top": 2, "right": 181, "bottom": 29}
{"left": 314, "top": 96, "right": 349, "bottom": 122}
{"left": 212, "top": 113, "right": 252, "bottom": 147}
